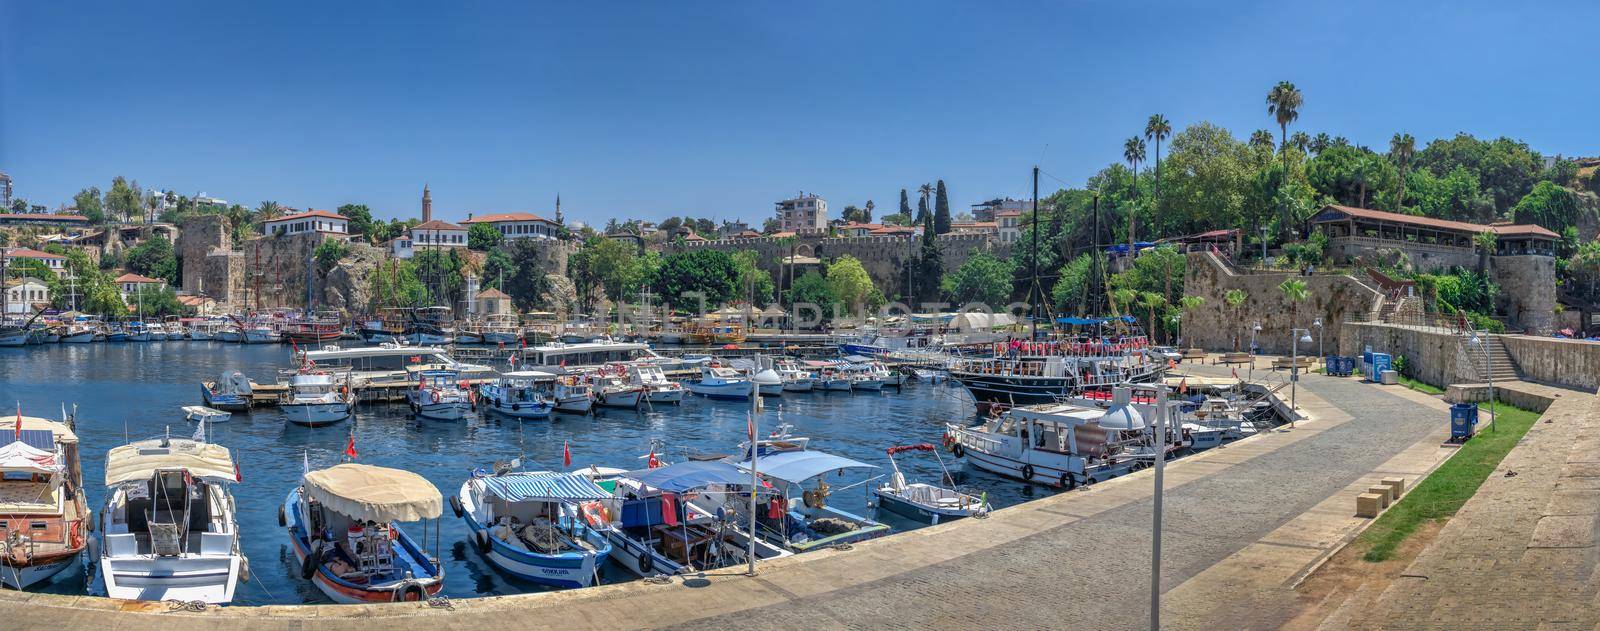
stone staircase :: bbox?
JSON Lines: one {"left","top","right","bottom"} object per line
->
{"left": 1463, "top": 333, "right": 1520, "bottom": 382}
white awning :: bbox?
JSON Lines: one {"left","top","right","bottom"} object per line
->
{"left": 303, "top": 463, "right": 442, "bottom": 522}
{"left": 105, "top": 439, "right": 236, "bottom": 485}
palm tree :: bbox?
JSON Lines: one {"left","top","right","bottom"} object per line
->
{"left": 917, "top": 183, "right": 933, "bottom": 224}
{"left": 1178, "top": 295, "right": 1205, "bottom": 348}
{"left": 1290, "top": 131, "right": 1311, "bottom": 154}
{"left": 254, "top": 201, "right": 283, "bottom": 234}
{"left": 1474, "top": 230, "right": 1498, "bottom": 274}
{"left": 1139, "top": 291, "right": 1167, "bottom": 343}
{"left": 777, "top": 235, "right": 799, "bottom": 307}
{"left": 1112, "top": 287, "right": 1138, "bottom": 320}
{"left": 1145, "top": 114, "right": 1172, "bottom": 200}
{"left": 1390, "top": 132, "right": 1416, "bottom": 213}
{"left": 1277, "top": 279, "right": 1309, "bottom": 330}
{"left": 1249, "top": 129, "right": 1276, "bottom": 152}
{"left": 1224, "top": 289, "right": 1247, "bottom": 351}
{"left": 1310, "top": 132, "right": 1332, "bottom": 155}
{"left": 1123, "top": 136, "right": 1146, "bottom": 259}
{"left": 1266, "top": 81, "right": 1304, "bottom": 163}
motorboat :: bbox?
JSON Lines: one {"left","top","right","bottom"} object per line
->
{"left": 685, "top": 366, "right": 754, "bottom": 401}
{"left": 727, "top": 441, "right": 889, "bottom": 553}
{"left": 480, "top": 314, "right": 523, "bottom": 345}
{"left": 407, "top": 369, "right": 473, "bottom": 421}
{"left": 183, "top": 405, "right": 232, "bottom": 424}
{"left": 213, "top": 324, "right": 243, "bottom": 343}
{"left": 242, "top": 324, "right": 280, "bottom": 344}
{"left": 772, "top": 359, "right": 815, "bottom": 393}
{"left": 516, "top": 339, "right": 656, "bottom": 372}
{"left": 0, "top": 413, "right": 89, "bottom": 589}
{"left": 201, "top": 371, "right": 254, "bottom": 412}
{"left": 751, "top": 368, "right": 784, "bottom": 396}
{"left": 591, "top": 373, "right": 646, "bottom": 410}
{"left": 124, "top": 321, "right": 153, "bottom": 342}
{"left": 817, "top": 367, "right": 852, "bottom": 392}
{"left": 627, "top": 363, "right": 686, "bottom": 404}
{"left": 604, "top": 461, "right": 792, "bottom": 577}
{"left": 453, "top": 329, "right": 486, "bottom": 345}
{"left": 872, "top": 443, "right": 989, "bottom": 525}
{"left": 478, "top": 372, "right": 556, "bottom": 420}
{"left": 404, "top": 307, "right": 454, "bottom": 345}
{"left": 284, "top": 463, "right": 445, "bottom": 603}
{"left": 841, "top": 362, "right": 883, "bottom": 391}
{"left": 552, "top": 375, "right": 594, "bottom": 414}
{"left": 59, "top": 324, "right": 99, "bottom": 344}
{"left": 451, "top": 469, "right": 614, "bottom": 588}
{"left": 90, "top": 435, "right": 244, "bottom": 603}
{"left": 280, "top": 372, "right": 353, "bottom": 427}
{"left": 297, "top": 344, "right": 497, "bottom": 389}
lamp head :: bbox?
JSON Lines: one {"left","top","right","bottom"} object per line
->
{"left": 1468, "top": 334, "right": 1481, "bottom": 346}
{"left": 1313, "top": 318, "right": 1322, "bottom": 328}
{"left": 1300, "top": 333, "right": 1313, "bottom": 344}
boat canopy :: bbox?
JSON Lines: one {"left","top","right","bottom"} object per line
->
{"left": 105, "top": 439, "right": 235, "bottom": 485}
{"left": 11, "top": 416, "right": 77, "bottom": 445}
{"left": 731, "top": 450, "right": 876, "bottom": 485}
{"left": 0, "top": 434, "right": 59, "bottom": 474}
{"left": 479, "top": 472, "right": 611, "bottom": 502}
{"left": 304, "top": 463, "right": 442, "bottom": 522}
{"left": 840, "top": 355, "right": 875, "bottom": 363}
{"left": 624, "top": 461, "right": 750, "bottom": 493}
{"left": 1055, "top": 315, "right": 1138, "bottom": 325}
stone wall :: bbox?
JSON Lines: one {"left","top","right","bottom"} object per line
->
{"left": 1184, "top": 252, "right": 1381, "bottom": 355}
{"left": 1328, "top": 236, "right": 1479, "bottom": 270}
{"left": 1500, "top": 335, "right": 1600, "bottom": 392}
{"left": 1490, "top": 255, "right": 1556, "bottom": 335}
{"left": 235, "top": 232, "right": 332, "bottom": 310}
{"left": 177, "top": 215, "right": 229, "bottom": 295}
{"left": 678, "top": 233, "right": 1003, "bottom": 299}
{"left": 1338, "top": 322, "right": 1478, "bottom": 388}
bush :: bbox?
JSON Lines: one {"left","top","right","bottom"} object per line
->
{"left": 314, "top": 239, "right": 348, "bottom": 273}
{"left": 1466, "top": 312, "right": 1505, "bottom": 333}
{"left": 1392, "top": 354, "right": 1412, "bottom": 377}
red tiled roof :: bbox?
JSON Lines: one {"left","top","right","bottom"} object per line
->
{"left": 114, "top": 273, "right": 163, "bottom": 284}
{"left": 412, "top": 219, "right": 465, "bottom": 231}
{"left": 4, "top": 248, "right": 65, "bottom": 260}
{"left": 682, "top": 232, "right": 708, "bottom": 241}
{"left": 264, "top": 209, "right": 347, "bottom": 223}
{"left": 870, "top": 226, "right": 916, "bottom": 235}
{"left": 461, "top": 212, "right": 551, "bottom": 224}
{"left": 994, "top": 209, "right": 1023, "bottom": 217}
{"left": 1315, "top": 205, "right": 1558, "bottom": 239}
{"left": 0, "top": 213, "right": 89, "bottom": 222}
{"left": 767, "top": 231, "right": 797, "bottom": 238}
{"left": 952, "top": 222, "right": 998, "bottom": 229}
{"left": 475, "top": 288, "right": 511, "bottom": 300}
{"left": 176, "top": 295, "right": 214, "bottom": 306}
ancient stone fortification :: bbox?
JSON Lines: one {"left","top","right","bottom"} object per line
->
{"left": 1499, "top": 334, "right": 1600, "bottom": 391}
{"left": 177, "top": 215, "right": 230, "bottom": 295}
{"left": 678, "top": 233, "right": 1004, "bottom": 298}
{"left": 1184, "top": 251, "right": 1381, "bottom": 355}
{"left": 1490, "top": 255, "right": 1556, "bottom": 335}
{"left": 1341, "top": 321, "right": 1600, "bottom": 392}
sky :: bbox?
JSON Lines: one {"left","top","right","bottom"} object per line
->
{"left": 2, "top": 1, "right": 1597, "bottom": 228}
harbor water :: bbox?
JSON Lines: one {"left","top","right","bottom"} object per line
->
{"left": 0, "top": 342, "right": 1055, "bottom": 605}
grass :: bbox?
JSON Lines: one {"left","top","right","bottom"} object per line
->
{"left": 1397, "top": 375, "right": 1445, "bottom": 395}
{"left": 1358, "top": 401, "right": 1542, "bottom": 562}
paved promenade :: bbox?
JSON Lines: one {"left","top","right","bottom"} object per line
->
{"left": 0, "top": 365, "right": 1463, "bottom": 630}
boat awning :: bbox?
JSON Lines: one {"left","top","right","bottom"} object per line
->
{"left": 304, "top": 463, "right": 442, "bottom": 522}
{"left": 841, "top": 355, "right": 874, "bottom": 363}
{"left": 479, "top": 472, "right": 611, "bottom": 502}
{"left": 623, "top": 461, "right": 750, "bottom": 493}
{"left": 105, "top": 439, "right": 236, "bottom": 485}
{"left": 731, "top": 450, "right": 876, "bottom": 485}
{"left": 0, "top": 436, "right": 59, "bottom": 474}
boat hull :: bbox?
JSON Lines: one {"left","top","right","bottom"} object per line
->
{"left": 872, "top": 489, "right": 980, "bottom": 525}
{"left": 59, "top": 331, "right": 98, "bottom": 344}
{"left": 850, "top": 379, "right": 883, "bottom": 391}
{"left": 0, "top": 552, "right": 76, "bottom": 589}
{"left": 949, "top": 371, "right": 1074, "bottom": 405}
{"left": 459, "top": 487, "right": 609, "bottom": 588}
{"left": 285, "top": 490, "right": 443, "bottom": 604}
{"left": 782, "top": 379, "right": 815, "bottom": 392}
{"left": 283, "top": 402, "right": 350, "bottom": 426}
{"left": 555, "top": 396, "right": 593, "bottom": 414}
{"left": 99, "top": 554, "right": 240, "bottom": 603}
{"left": 481, "top": 397, "right": 553, "bottom": 419}
{"left": 416, "top": 401, "right": 471, "bottom": 420}
{"left": 685, "top": 381, "right": 753, "bottom": 400}
{"left": 645, "top": 388, "right": 685, "bottom": 404}
{"left": 0, "top": 329, "right": 32, "bottom": 347}
{"left": 595, "top": 389, "right": 645, "bottom": 409}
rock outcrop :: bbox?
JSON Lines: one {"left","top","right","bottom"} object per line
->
{"left": 320, "top": 242, "right": 384, "bottom": 313}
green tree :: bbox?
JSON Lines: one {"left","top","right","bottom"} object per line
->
{"left": 81, "top": 273, "right": 124, "bottom": 316}
{"left": 468, "top": 222, "right": 503, "bottom": 251}
{"left": 1413, "top": 133, "right": 1544, "bottom": 218}
{"left": 368, "top": 259, "right": 429, "bottom": 309}
{"left": 1290, "top": 131, "right": 1311, "bottom": 154}
{"left": 1177, "top": 295, "right": 1205, "bottom": 347}
{"left": 916, "top": 211, "right": 942, "bottom": 302}
{"left": 106, "top": 176, "right": 141, "bottom": 223}
{"left": 827, "top": 255, "right": 880, "bottom": 314}
{"left": 650, "top": 249, "right": 741, "bottom": 309}
{"left": 934, "top": 180, "right": 952, "bottom": 234}
{"left": 1310, "top": 133, "right": 1332, "bottom": 155}
{"left": 335, "top": 204, "right": 377, "bottom": 241}
{"left": 1145, "top": 114, "right": 1172, "bottom": 199}
{"left": 916, "top": 183, "right": 933, "bottom": 225}
{"left": 1248, "top": 129, "right": 1276, "bottom": 153}
{"left": 412, "top": 248, "right": 466, "bottom": 307}
{"left": 313, "top": 239, "right": 348, "bottom": 273}
{"left": 788, "top": 271, "right": 837, "bottom": 317}
{"left": 731, "top": 250, "right": 775, "bottom": 306}
{"left": 1123, "top": 136, "right": 1146, "bottom": 253}
{"left": 941, "top": 252, "right": 1013, "bottom": 306}
{"left": 1049, "top": 254, "right": 1094, "bottom": 315}
{"left": 1138, "top": 291, "right": 1167, "bottom": 342}
{"left": 1154, "top": 122, "right": 1253, "bottom": 237}
{"left": 125, "top": 237, "right": 179, "bottom": 286}
{"left": 255, "top": 201, "right": 285, "bottom": 233}
{"left": 128, "top": 285, "right": 187, "bottom": 317}
{"left": 899, "top": 189, "right": 912, "bottom": 219}
{"left": 1266, "top": 80, "right": 1303, "bottom": 159}
{"left": 1390, "top": 133, "right": 1416, "bottom": 212}
{"left": 1224, "top": 289, "right": 1248, "bottom": 351}
{"left": 73, "top": 187, "right": 105, "bottom": 223}
{"left": 1277, "top": 278, "right": 1309, "bottom": 329}
{"left": 1511, "top": 180, "right": 1586, "bottom": 235}
{"left": 881, "top": 213, "right": 911, "bottom": 226}
{"left": 1474, "top": 230, "right": 1498, "bottom": 274}
{"left": 8, "top": 198, "right": 27, "bottom": 213}
{"left": 484, "top": 240, "right": 553, "bottom": 311}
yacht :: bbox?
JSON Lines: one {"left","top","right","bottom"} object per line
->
{"left": 772, "top": 359, "right": 816, "bottom": 392}
{"left": 685, "top": 366, "right": 754, "bottom": 400}
{"left": 948, "top": 334, "right": 1164, "bottom": 408}
{"left": 298, "top": 343, "right": 497, "bottom": 388}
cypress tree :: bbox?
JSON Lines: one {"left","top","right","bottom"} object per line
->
{"left": 918, "top": 211, "right": 942, "bottom": 301}
{"left": 899, "top": 189, "right": 911, "bottom": 218}
{"left": 934, "top": 179, "right": 951, "bottom": 234}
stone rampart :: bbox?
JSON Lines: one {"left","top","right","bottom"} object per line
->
{"left": 1490, "top": 255, "right": 1556, "bottom": 335}
{"left": 1184, "top": 251, "right": 1381, "bottom": 355}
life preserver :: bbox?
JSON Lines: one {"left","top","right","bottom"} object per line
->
{"left": 449, "top": 495, "right": 464, "bottom": 518}
{"left": 579, "top": 501, "right": 608, "bottom": 528}
{"left": 638, "top": 551, "right": 655, "bottom": 575}
{"left": 1021, "top": 464, "right": 1035, "bottom": 481}
{"left": 394, "top": 582, "right": 427, "bottom": 602}
{"left": 951, "top": 443, "right": 965, "bottom": 458}
{"left": 69, "top": 521, "right": 84, "bottom": 549}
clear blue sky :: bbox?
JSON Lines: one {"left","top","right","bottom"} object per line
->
{"left": 2, "top": 1, "right": 1596, "bottom": 227}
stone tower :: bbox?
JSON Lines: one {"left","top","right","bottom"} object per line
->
{"left": 555, "top": 193, "right": 563, "bottom": 225}
{"left": 422, "top": 184, "right": 433, "bottom": 222}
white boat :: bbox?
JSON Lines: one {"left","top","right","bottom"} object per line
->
{"left": 183, "top": 405, "right": 232, "bottom": 424}
{"left": 408, "top": 369, "right": 474, "bottom": 420}
{"left": 627, "top": 363, "right": 686, "bottom": 404}
{"left": 59, "top": 324, "right": 99, "bottom": 344}
{"left": 0, "top": 326, "right": 29, "bottom": 347}
{"left": 242, "top": 325, "right": 280, "bottom": 344}
{"left": 751, "top": 368, "right": 784, "bottom": 396}
{"left": 281, "top": 372, "right": 353, "bottom": 427}
{"left": 841, "top": 362, "right": 883, "bottom": 391}
{"left": 605, "top": 461, "right": 792, "bottom": 577}
{"left": 726, "top": 441, "right": 890, "bottom": 553}
{"left": 284, "top": 464, "right": 445, "bottom": 603}
{"left": 0, "top": 414, "right": 89, "bottom": 589}
{"left": 451, "top": 470, "right": 614, "bottom": 588}
{"left": 90, "top": 436, "right": 244, "bottom": 603}
{"left": 591, "top": 374, "right": 646, "bottom": 409}
{"left": 685, "top": 366, "right": 754, "bottom": 400}
{"left": 298, "top": 343, "right": 497, "bottom": 388}
{"left": 201, "top": 370, "right": 254, "bottom": 412}
{"left": 478, "top": 372, "right": 556, "bottom": 419}
{"left": 873, "top": 443, "right": 989, "bottom": 525}
{"left": 773, "top": 359, "right": 816, "bottom": 392}
{"left": 214, "top": 326, "right": 244, "bottom": 343}
{"left": 816, "top": 367, "right": 852, "bottom": 391}
{"left": 516, "top": 339, "right": 656, "bottom": 372}
{"left": 552, "top": 376, "right": 594, "bottom": 414}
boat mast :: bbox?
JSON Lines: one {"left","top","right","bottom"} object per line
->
{"left": 1030, "top": 165, "right": 1039, "bottom": 341}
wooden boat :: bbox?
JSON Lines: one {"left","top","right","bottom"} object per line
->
{"left": 90, "top": 435, "right": 244, "bottom": 603}
{"left": 605, "top": 461, "right": 791, "bottom": 577}
{"left": 728, "top": 441, "right": 889, "bottom": 553}
{"left": 284, "top": 464, "right": 445, "bottom": 603}
{"left": 452, "top": 470, "right": 613, "bottom": 588}
{"left": 0, "top": 413, "right": 89, "bottom": 589}
{"left": 406, "top": 369, "right": 473, "bottom": 420}
{"left": 478, "top": 372, "right": 555, "bottom": 419}
{"left": 872, "top": 443, "right": 989, "bottom": 525}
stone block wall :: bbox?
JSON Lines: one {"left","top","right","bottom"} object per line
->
{"left": 1500, "top": 335, "right": 1600, "bottom": 392}
{"left": 679, "top": 233, "right": 1003, "bottom": 299}
{"left": 1491, "top": 255, "right": 1556, "bottom": 335}
{"left": 1338, "top": 322, "right": 1477, "bottom": 388}
{"left": 1184, "top": 252, "right": 1381, "bottom": 355}
{"left": 177, "top": 215, "right": 229, "bottom": 293}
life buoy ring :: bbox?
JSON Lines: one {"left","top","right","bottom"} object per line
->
{"left": 951, "top": 443, "right": 965, "bottom": 458}
{"left": 1021, "top": 464, "right": 1035, "bottom": 481}
{"left": 300, "top": 541, "right": 321, "bottom": 579}
{"left": 394, "top": 582, "right": 427, "bottom": 602}
{"left": 638, "top": 550, "right": 654, "bottom": 575}
{"left": 69, "top": 521, "right": 84, "bottom": 549}
{"left": 278, "top": 505, "right": 287, "bottom": 527}
{"left": 449, "top": 495, "right": 464, "bottom": 518}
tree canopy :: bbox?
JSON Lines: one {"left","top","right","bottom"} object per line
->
{"left": 941, "top": 252, "right": 1012, "bottom": 306}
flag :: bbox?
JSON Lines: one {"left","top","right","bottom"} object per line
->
{"left": 302, "top": 450, "right": 310, "bottom": 476}
{"left": 14, "top": 402, "right": 21, "bottom": 440}
{"left": 192, "top": 417, "right": 206, "bottom": 442}
{"left": 647, "top": 450, "right": 660, "bottom": 469}
{"left": 344, "top": 434, "right": 358, "bottom": 459}
{"left": 1231, "top": 367, "right": 1239, "bottom": 380}
{"left": 509, "top": 457, "right": 521, "bottom": 470}
{"left": 234, "top": 461, "right": 242, "bottom": 482}
{"left": 563, "top": 440, "right": 572, "bottom": 467}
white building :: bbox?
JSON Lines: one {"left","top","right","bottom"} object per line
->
{"left": 996, "top": 209, "right": 1023, "bottom": 244}
{"left": 2, "top": 248, "right": 67, "bottom": 277}
{"left": 114, "top": 273, "right": 165, "bottom": 302}
{"left": 776, "top": 194, "right": 828, "bottom": 233}
{"left": 4, "top": 277, "right": 50, "bottom": 315}
{"left": 461, "top": 212, "right": 560, "bottom": 240}
{"left": 262, "top": 209, "right": 349, "bottom": 237}
{"left": 409, "top": 219, "right": 468, "bottom": 248}
{"left": 387, "top": 236, "right": 416, "bottom": 260}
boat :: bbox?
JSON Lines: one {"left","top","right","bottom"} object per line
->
{"left": 478, "top": 372, "right": 556, "bottom": 419}
{"left": 835, "top": 326, "right": 941, "bottom": 357}
{"left": 187, "top": 319, "right": 223, "bottom": 341}
{"left": 183, "top": 405, "right": 232, "bottom": 424}
{"left": 298, "top": 343, "right": 498, "bottom": 388}
{"left": 552, "top": 375, "right": 594, "bottom": 414}
{"left": 280, "top": 372, "right": 353, "bottom": 427}
{"left": 59, "top": 323, "right": 99, "bottom": 344}
{"left": 815, "top": 364, "right": 852, "bottom": 391}
{"left": 407, "top": 369, "right": 473, "bottom": 420}
{"left": 451, "top": 469, "right": 614, "bottom": 588}
{"left": 627, "top": 363, "right": 686, "bottom": 404}
{"left": 773, "top": 359, "right": 816, "bottom": 392}
{"left": 284, "top": 463, "right": 445, "bottom": 603}
{"left": 480, "top": 314, "right": 523, "bottom": 345}
{"left": 453, "top": 329, "right": 485, "bottom": 345}
{"left": 604, "top": 461, "right": 792, "bottom": 577}
{"left": 727, "top": 441, "right": 889, "bottom": 553}
{"left": 241, "top": 323, "right": 280, "bottom": 344}
{"left": 872, "top": 443, "right": 989, "bottom": 525}
{"left": 404, "top": 306, "right": 453, "bottom": 345}
{"left": 281, "top": 320, "right": 345, "bottom": 344}
{"left": 213, "top": 324, "right": 243, "bottom": 343}
{"left": 358, "top": 309, "right": 407, "bottom": 343}
{"left": 124, "top": 320, "right": 153, "bottom": 342}
{"left": 89, "top": 434, "right": 244, "bottom": 603}
{"left": 841, "top": 362, "right": 883, "bottom": 391}
{"left": 685, "top": 366, "right": 754, "bottom": 401}
{"left": 0, "top": 413, "right": 89, "bottom": 589}
{"left": 750, "top": 368, "right": 784, "bottom": 396}
{"left": 162, "top": 317, "right": 188, "bottom": 340}
{"left": 948, "top": 335, "right": 1164, "bottom": 408}
{"left": 591, "top": 373, "right": 646, "bottom": 409}
{"left": 516, "top": 340, "right": 656, "bottom": 372}
{"left": 201, "top": 371, "right": 254, "bottom": 411}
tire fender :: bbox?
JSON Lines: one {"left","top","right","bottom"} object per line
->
{"left": 1021, "top": 464, "right": 1035, "bottom": 481}
{"left": 951, "top": 443, "right": 965, "bottom": 458}
{"left": 449, "top": 495, "right": 464, "bottom": 518}
{"left": 638, "top": 550, "right": 654, "bottom": 575}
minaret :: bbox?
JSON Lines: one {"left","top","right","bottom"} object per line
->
{"left": 555, "top": 193, "right": 563, "bottom": 225}
{"left": 422, "top": 184, "right": 433, "bottom": 222}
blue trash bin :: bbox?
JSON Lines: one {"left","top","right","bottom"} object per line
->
{"left": 1450, "top": 403, "right": 1478, "bottom": 441}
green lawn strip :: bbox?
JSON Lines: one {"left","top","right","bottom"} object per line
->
{"left": 1358, "top": 401, "right": 1542, "bottom": 562}
{"left": 1398, "top": 375, "right": 1445, "bottom": 395}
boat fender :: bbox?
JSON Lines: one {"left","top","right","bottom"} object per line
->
{"left": 511, "top": 402, "right": 520, "bottom": 411}
{"left": 1021, "top": 464, "right": 1035, "bottom": 481}
{"left": 449, "top": 495, "right": 464, "bottom": 518}
{"left": 240, "top": 557, "right": 251, "bottom": 582}
{"left": 1061, "top": 472, "right": 1074, "bottom": 489}
{"left": 394, "top": 581, "right": 427, "bottom": 602}
{"left": 69, "top": 520, "right": 85, "bottom": 549}
{"left": 638, "top": 551, "right": 654, "bottom": 575}
{"left": 278, "top": 505, "right": 287, "bottom": 527}
{"left": 300, "top": 542, "right": 321, "bottom": 579}
{"left": 951, "top": 443, "right": 965, "bottom": 458}
{"left": 475, "top": 529, "right": 491, "bottom": 554}
{"left": 1083, "top": 475, "right": 1097, "bottom": 486}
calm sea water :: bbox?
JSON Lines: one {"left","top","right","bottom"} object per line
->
{"left": 0, "top": 341, "right": 1053, "bottom": 605}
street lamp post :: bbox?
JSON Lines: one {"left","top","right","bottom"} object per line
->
{"left": 1469, "top": 334, "right": 1497, "bottom": 432}
{"left": 1313, "top": 317, "right": 1324, "bottom": 367}
{"left": 1250, "top": 321, "right": 1262, "bottom": 380}
{"left": 1259, "top": 225, "right": 1269, "bottom": 268}
{"left": 1290, "top": 328, "right": 1313, "bottom": 420}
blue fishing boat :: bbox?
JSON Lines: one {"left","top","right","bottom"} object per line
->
{"left": 283, "top": 464, "right": 445, "bottom": 604}
{"left": 451, "top": 470, "right": 614, "bottom": 588}
{"left": 201, "top": 371, "right": 253, "bottom": 412}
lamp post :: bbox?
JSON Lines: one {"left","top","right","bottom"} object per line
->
{"left": 1313, "top": 317, "right": 1324, "bottom": 367}
{"left": 1468, "top": 333, "right": 1497, "bottom": 432}
{"left": 1250, "top": 321, "right": 1262, "bottom": 380}
{"left": 1290, "top": 328, "right": 1313, "bottom": 419}
{"left": 1259, "top": 225, "right": 1269, "bottom": 269}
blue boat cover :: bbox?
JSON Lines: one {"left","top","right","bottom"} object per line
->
{"left": 1054, "top": 316, "right": 1138, "bottom": 325}
{"left": 480, "top": 472, "right": 611, "bottom": 502}
{"left": 730, "top": 450, "right": 875, "bottom": 485}
{"left": 623, "top": 461, "right": 751, "bottom": 493}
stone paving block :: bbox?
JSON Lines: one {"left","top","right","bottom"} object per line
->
{"left": 1529, "top": 513, "right": 1599, "bottom": 549}
{"left": 1357, "top": 493, "right": 1384, "bottom": 518}
{"left": 1545, "top": 490, "right": 1600, "bottom": 517}
{"left": 1561, "top": 462, "right": 1600, "bottom": 478}
{"left": 1381, "top": 476, "right": 1406, "bottom": 497}
{"left": 1367, "top": 486, "right": 1394, "bottom": 505}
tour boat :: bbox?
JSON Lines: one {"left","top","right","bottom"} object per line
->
{"left": 591, "top": 374, "right": 647, "bottom": 409}
{"left": 0, "top": 413, "right": 89, "bottom": 589}
{"left": 297, "top": 343, "right": 498, "bottom": 388}
{"left": 284, "top": 464, "right": 445, "bottom": 604}
{"left": 872, "top": 443, "right": 990, "bottom": 525}
{"left": 281, "top": 372, "right": 353, "bottom": 427}
{"left": 407, "top": 369, "right": 474, "bottom": 420}
{"left": 685, "top": 366, "right": 754, "bottom": 400}
{"left": 90, "top": 435, "right": 244, "bottom": 603}
{"left": 604, "top": 461, "right": 792, "bottom": 577}
{"left": 817, "top": 368, "right": 853, "bottom": 391}
{"left": 478, "top": 371, "right": 556, "bottom": 419}
{"left": 627, "top": 363, "right": 686, "bottom": 404}
{"left": 949, "top": 335, "right": 1163, "bottom": 407}
{"left": 451, "top": 469, "right": 614, "bottom": 588}
{"left": 728, "top": 441, "right": 889, "bottom": 553}
{"left": 201, "top": 371, "right": 254, "bottom": 412}
{"left": 773, "top": 359, "right": 816, "bottom": 392}
{"left": 59, "top": 324, "right": 98, "bottom": 344}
